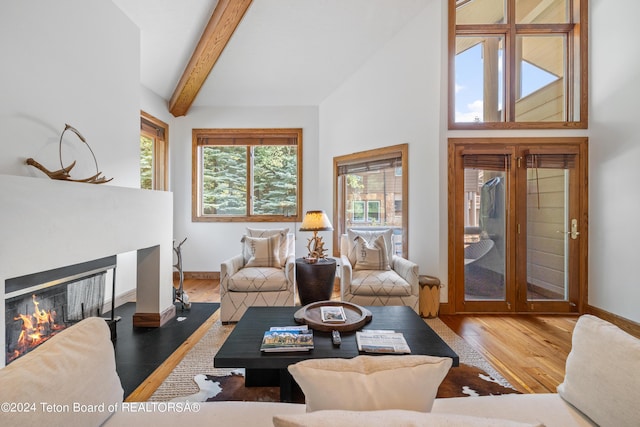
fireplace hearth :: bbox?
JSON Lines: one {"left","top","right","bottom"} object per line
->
{"left": 5, "top": 256, "right": 116, "bottom": 364}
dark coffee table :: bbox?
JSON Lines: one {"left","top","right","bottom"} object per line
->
{"left": 214, "top": 305, "right": 459, "bottom": 402}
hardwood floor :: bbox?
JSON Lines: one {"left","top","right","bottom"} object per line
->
{"left": 181, "top": 278, "right": 575, "bottom": 394}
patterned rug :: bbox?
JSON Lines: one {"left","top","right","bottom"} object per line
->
{"left": 148, "top": 311, "right": 519, "bottom": 402}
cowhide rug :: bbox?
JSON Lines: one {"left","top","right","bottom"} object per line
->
{"left": 171, "top": 364, "right": 518, "bottom": 403}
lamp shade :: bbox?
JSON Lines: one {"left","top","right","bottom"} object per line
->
{"left": 299, "top": 210, "right": 333, "bottom": 232}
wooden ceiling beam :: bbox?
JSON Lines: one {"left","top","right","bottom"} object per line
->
{"left": 169, "top": 0, "right": 253, "bottom": 117}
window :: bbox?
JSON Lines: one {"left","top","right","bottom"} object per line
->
{"left": 449, "top": 0, "right": 587, "bottom": 129}
{"left": 192, "top": 128, "right": 302, "bottom": 222}
{"left": 140, "top": 111, "right": 168, "bottom": 190}
{"left": 334, "top": 144, "right": 408, "bottom": 257}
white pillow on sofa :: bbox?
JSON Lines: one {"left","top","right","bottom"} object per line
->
{"left": 346, "top": 229, "right": 394, "bottom": 267}
{"left": 242, "top": 234, "right": 281, "bottom": 268}
{"left": 0, "top": 317, "right": 123, "bottom": 427}
{"left": 273, "top": 410, "right": 544, "bottom": 427}
{"left": 353, "top": 234, "right": 390, "bottom": 271}
{"left": 288, "top": 355, "right": 452, "bottom": 413}
{"left": 247, "top": 227, "right": 290, "bottom": 267}
{"left": 557, "top": 314, "right": 640, "bottom": 427}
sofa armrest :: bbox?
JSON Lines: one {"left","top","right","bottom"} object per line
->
{"left": 220, "top": 254, "right": 245, "bottom": 292}
{"left": 339, "top": 255, "right": 353, "bottom": 299}
{"left": 285, "top": 254, "right": 296, "bottom": 291}
{"left": 391, "top": 255, "right": 419, "bottom": 296}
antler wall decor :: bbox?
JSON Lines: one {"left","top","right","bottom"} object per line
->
{"left": 26, "top": 123, "right": 113, "bottom": 184}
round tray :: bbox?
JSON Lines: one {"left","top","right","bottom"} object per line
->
{"left": 293, "top": 301, "right": 372, "bottom": 332}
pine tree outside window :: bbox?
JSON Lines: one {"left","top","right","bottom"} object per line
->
{"left": 192, "top": 128, "right": 302, "bottom": 222}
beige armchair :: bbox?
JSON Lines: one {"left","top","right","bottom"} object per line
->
{"left": 339, "top": 229, "right": 419, "bottom": 312}
{"left": 220, "top": 229, "right": 295, "bottom": 322}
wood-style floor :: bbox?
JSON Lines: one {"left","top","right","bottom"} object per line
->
{"left": 180, "top": 278, "right": 576, "bottom": 394}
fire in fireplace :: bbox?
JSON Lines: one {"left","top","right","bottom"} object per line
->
{"left": 5, "top": 256, "right": 116, "bottom": 364}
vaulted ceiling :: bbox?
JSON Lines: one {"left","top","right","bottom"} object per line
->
{"left": 112, "top": 0, "right": 429, "bottom": 116}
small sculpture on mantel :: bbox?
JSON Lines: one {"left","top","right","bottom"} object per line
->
{"left": 26, "top": 123, "right": 112, "bottom": 184}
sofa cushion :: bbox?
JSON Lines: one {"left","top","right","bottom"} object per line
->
{"left": 350, "top": 269, "right": 412, "bottom": 296}
{"left": 353, "top": 234, "right": 390, "bottom": 271}
{"left": 228, "top": 266, "right": 289, "bottom": 292}
{"left": 288, "top": 355, "right": 451, "bottom": 413}
{"left": 246, "top": 227, "right": 290, "bottom": 267}
{"left": 273, "top": 410, "right": 544, "bottom": 427}
{"left": 0, "top": 317, "right": 123, "bottom": 427}
{"left": 242, "top": 234, "right": 281, "bottom": 268}
{"left": 557, "top": 314, "right": 640, "bottom": 427}
{"left": 346, "top": 229, "right": 394, "bottom": 266}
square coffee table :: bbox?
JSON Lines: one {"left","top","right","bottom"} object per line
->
{"left": 214, "top": 305, "right": 459, "bottom": 402}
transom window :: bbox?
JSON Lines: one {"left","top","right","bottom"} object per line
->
{"left": 449, "top": 0, "right": 587, "bottom": 129}
{"left": 192, "top": 128, "right": 302, "bottom": 222}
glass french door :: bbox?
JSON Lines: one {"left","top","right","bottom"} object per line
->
{"left": 449, "top": 139, "right": 587, "bottom": 313}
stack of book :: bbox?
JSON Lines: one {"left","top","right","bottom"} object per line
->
{"left": 260, "top": 325, "right": 314, "bottom": 352}
{"left": 320, "top": 305, "right": 347, "bottom": 323}
{"left": 356, "top": 330, "right": 411, "bottom": 354}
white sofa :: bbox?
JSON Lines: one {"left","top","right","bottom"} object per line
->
{"left": 1, "top": 314, "right": 638, "bottom": 427}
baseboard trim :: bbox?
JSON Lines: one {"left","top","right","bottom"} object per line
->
{"left": 102, "top": 289, "right": 136, "bottom": 315}
{"left": 586, "top": 305, "right": 640, "bottom": 338}
{"left": 173, "top": 271, "right": 220, "bottom": 281}
{"left": 133, "top": 304, "right": 177, "bottom": 328}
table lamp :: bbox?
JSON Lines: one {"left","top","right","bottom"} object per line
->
{"left": 299, "top": 210, "right": 333, "bottom": 261}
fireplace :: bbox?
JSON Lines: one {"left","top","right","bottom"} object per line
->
{"left": 5, "top": 256, "right": 116, "bottom": 364}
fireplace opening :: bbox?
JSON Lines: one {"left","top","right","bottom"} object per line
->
{"left": 5, "top": 256, "right": 116, "bottom": 364}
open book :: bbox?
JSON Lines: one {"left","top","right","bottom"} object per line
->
{"left": 356, "top": 330, "right": 411, "bottom": 354}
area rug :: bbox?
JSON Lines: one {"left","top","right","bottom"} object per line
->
{"left": 148, "top": 311, "right": 519, "bottom": 402}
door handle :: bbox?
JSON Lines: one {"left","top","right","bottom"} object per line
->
{"left": 557, "top": 219, "right": 580, "bottom": 240}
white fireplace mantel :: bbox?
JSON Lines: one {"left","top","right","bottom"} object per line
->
{"left": 0, "top": 174, "right": 174, "bottom": 366}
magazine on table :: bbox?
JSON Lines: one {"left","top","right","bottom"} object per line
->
{"left": 320, "top": 305, "right": 347, "bottom": 323}
{"left": 260, "top": 327, "right": 314, "bottom": 352}
{"left": 356, "top": 330, "right": 411, "bottom": 354}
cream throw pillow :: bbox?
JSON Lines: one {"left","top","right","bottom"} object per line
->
{"left": 287, "top": 355, "right": 452, "bottom": 413}
{"left": 242, "top": 234, "right": 281, "bottom": 268}
{"left": 557, "top": 314, "right": 640, "bottom": 427}
{"left": 246, "top": 227, "right": 289, "bottom": 267}
{"left": 346, "top": 229, "right": 394, "bottom": 266}
{"left": 353, "top": 234, "right": 390, "bottom": 270}
{"left": 0, "top": 317, "right": 123, "bottom": 427}
{"left": 273, "top": 410, "right": 545, "bottom": 427}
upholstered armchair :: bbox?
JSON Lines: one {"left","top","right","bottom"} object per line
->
{"left": 220, "top": 228, "right": 296, "bottom": 323}
{"left": 339, "top": 229, "right": 419, "bottom": 313}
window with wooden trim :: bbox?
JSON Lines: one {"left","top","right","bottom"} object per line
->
{"left": 192, "top": 128, "right": 302, "bottom": 222}
{"left": 333, "top": 144, "right": 408, "bottom": 258}
{"left": 449, "top": 0, "right": 587, "bottom": 129}
{"left": 140, "top": 111, "right": 168, "bottom": 191}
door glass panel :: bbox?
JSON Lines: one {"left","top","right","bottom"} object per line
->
{"left": 463, "top": 166, "right": 507, "bottom": 301}
{"left": 525, "top": 154, "right": 574, "bottom": 301}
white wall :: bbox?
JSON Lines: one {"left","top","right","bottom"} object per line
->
{"left": 587, "top": 0, "right": 640, "bottom": 323}
{"left": 165, "top": 106, "right": 320, "bottom": 272}
{"left": 318, "top": 0, "right": 640, "bottom": 324}
{"left": 0, "top": 0, "right": 157, "bottom": 308}
{"left": 320, "top": 2, "right": 444, "bottom": 280}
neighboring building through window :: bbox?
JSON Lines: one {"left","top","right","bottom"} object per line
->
{"left": 334, "top": 144, "right": 408, "bottom": 257}
{"left": 192, "top": 128, "right": 302, "bottom": 222}
{"left": 449, "top": 0, "right": 587, "bottom": 129}
{"left": 140, "top": 111, "right": 168, "bottom": 191}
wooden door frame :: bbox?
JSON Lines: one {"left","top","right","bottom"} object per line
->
{"left": 447, "top": 137, "right": 588, "bottom": 314}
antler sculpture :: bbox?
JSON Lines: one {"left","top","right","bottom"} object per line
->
{"left": 26, "top": 123, "right": 113, "bottom": 184}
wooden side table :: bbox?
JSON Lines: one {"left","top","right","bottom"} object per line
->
{"left": 295, "top": 258, "right": 337, "bottom": 305}
{"left": 419, "top": 275, "right": 441, "bottom": 318}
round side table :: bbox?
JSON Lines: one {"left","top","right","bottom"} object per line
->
{"left": 295, "top": 258, "right": 337, "bottom": 305}
{"left": 419, "top": 275, "right": 441, "bottom": 318}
